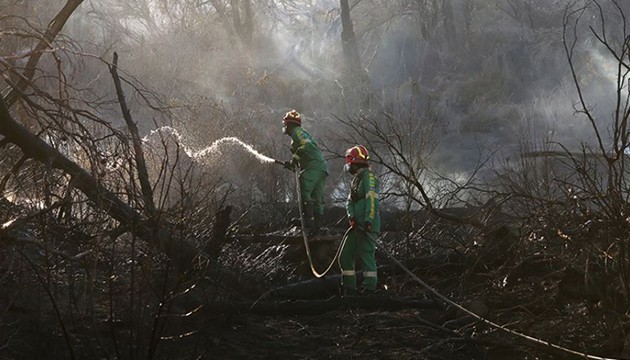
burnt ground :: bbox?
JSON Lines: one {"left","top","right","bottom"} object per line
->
{"left": 181, "top": 225, "right": 622, "bottom": 360}
{"left": 0, "top": 219, "right": 628, "bottom": 360}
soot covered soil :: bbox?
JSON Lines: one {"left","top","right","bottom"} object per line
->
{"left": 195, "top": 227, "right": 615, "bottom": 360}
{"left": 0, "top": 219, "right": 622, "bottom": 359}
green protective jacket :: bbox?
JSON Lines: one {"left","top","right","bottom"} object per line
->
{"left": 347, "top": 167, "right": 381, "bottom": 233}
{"left": 289, "top": 127, "right": 328, "bottom": 174}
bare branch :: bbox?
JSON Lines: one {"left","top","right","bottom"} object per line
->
{"left": 0, "top": 95, "right": 205, "bottom": 273}
{"left": 109, "top": 52, "right": 157, "bottom": 216}
{"left": 2, "top": 0, "right": 84, "bottom": 107}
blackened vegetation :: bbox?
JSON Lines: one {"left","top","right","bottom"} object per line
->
{"left": 1, "top": 1, "right": 630, "bottom": 360}
{"left": 192, "top": 201, "right": 629, "bottom": 359}
{"left": 206, "top": 205, "right": 232, "bottom": 264}
{"left": 0, "top": 165, "right": 627, "bottom": 360}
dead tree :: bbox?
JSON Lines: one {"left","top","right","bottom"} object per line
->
{"left": 109, "top": 52, "right": 157, "bottom": 217}
{"left": 339, "top": 0, "right": 372, "bottom": 107}
{"left": 340, "top": 0, "right": 362, "bottom": 75}
{"left": 0, "top": 96, "right": 205, "bottom": 273}
{"left": 2, "top": 0, "right": 84, "bottom": 107}
{"left": 562, "top": 0, "right": 630, "bottom": 311}
{"left": 230, "top": 0, "right": 254, "bottom": 45}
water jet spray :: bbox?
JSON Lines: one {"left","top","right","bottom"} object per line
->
{"left": 142, "top": 126, "right": 283, "bottom": 165}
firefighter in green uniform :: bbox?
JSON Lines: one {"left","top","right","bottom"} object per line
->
{"left": 340, "top": 145, "right": 380, "bottom": 294}
{"left": 282, "top": 110, "right": 329, "bottom": 235}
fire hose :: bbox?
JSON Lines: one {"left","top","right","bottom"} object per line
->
{"left": 276, "top": 159, "right": 348, "bottom": 278}
{"left": 275, "top": 159, "right": 619, "bottom": 359}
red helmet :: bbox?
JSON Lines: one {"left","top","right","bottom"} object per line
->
{"left": 345, "top": 145, "right": 370, "bottom": 165}
{"left": 283, "top": 110, "right": 302, "bottom": 126}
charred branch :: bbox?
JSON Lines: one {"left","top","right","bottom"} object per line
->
{"left": 109, "top": 52, "right": 157, "bottom": 217}
{"left": 206, "top": 205, "right": 232, "bottom": 264}
{"left": 0, "top": 96, "right": 205, "bottom": 273}
{"left": 2, "top": 0, "right": 84, "bottom": 107}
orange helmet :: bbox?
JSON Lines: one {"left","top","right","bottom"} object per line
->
{"left": 345, "top": 145, "right": 370, "bottom": 165}
{"left": 282, "top": 110, "right": 302, "bottom": 126}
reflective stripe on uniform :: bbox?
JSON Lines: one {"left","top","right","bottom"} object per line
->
{"left": 363, "top": 271, "right": 377, "bottom": 277}
{"left": 296, "top": 129, "right": 312, "bottom": 145}
{"left": 365, "top": 190, "right": 378, "bottom": 199}
{"left": 342, "top": 270, "right": 356, "bottom": 276}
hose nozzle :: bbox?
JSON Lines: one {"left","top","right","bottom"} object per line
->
{"left": 273, "top": 159, "right": 294, "bottom": 170}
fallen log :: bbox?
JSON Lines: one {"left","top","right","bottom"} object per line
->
{"left": 234, "top": 233, "right": 342, "bottom": 244}
{"left": 268, "top": 274, "right": 344, "bottom": 299}
{"left": 266, "top": 252, "right": 465, "bottom": 300}
{"left": 208, "top": 295, "right": 439, "bottom": 316}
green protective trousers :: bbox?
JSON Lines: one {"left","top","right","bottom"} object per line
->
{"left": 300, "top": 168, "right": 327, "bottom": 216}
{"left": 339, "top": 229, "right": 377, "bottom": 292}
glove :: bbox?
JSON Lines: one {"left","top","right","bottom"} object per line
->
{"left": 365, "top": 222, "right": 372, "bottom": 233}
{"left": 282, "top": 161, "right": 294, "bottom": 171}
{"left": 291, "top": 155, "right": 300, "bottom": 168}
{"left": 349, "top": 218, "right": 357, "bottom": 228}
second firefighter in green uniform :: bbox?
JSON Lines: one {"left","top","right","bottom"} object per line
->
{"left": 340, "top": 145, "right": 381, "bottom": 294}
{"left": 282, "top": 110, "right": 329, "bottom": 235}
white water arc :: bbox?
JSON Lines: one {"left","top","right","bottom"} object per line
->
{"left": 142, "top": 126, "right": 275, "bottom": 164}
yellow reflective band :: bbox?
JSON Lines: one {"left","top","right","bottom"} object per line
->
{"left": 367, "top": 189, "right": 377, "bottom": 219}
{"left": 350, "top": 146, "right": 367, "bottom": 159}
{"left": 363, "top": 271, "right": 377, "bottom": 277}
{"left": 342, "top": 270, "right": 356, "bottom": 276}
{"left": 365, "top": 190, "right": 378, "bottom": 199}
{"left": 357, "top": 146, "right": 366, "bottom": 159}
{"left": 296, "top": 129, "right": 311, "bottom": 145}
{"left": 370, "top": 199, "right": 376, "bottom": 218}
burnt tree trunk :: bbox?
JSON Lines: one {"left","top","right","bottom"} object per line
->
{"left": 340, "top": 0, "right": 362, "bottom": 72}
{"left": 229, "top": 0, "right": 254, "bottom": 45}
{"left": 339, "top": 0, "right": 372, "bottom": 107}
{"left": 207, "top": 205, "right": 232, "bottom": 264}
{"left": 109, "top": 52, "right": 156, "bottom": 216}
